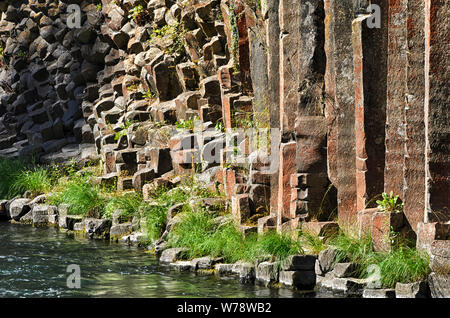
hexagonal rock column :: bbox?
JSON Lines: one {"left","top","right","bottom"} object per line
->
{"left": 351, "top": 10, "right": 387, "bottom": 213}
{"left": 324, "top": 0, "right": 357, "bottom": 227}
{"left": 425, "top": 0, "right": 450, "bottom": 224}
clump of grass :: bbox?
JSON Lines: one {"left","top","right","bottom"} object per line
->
{"left": 141, "top": 203, "right": 168, "bottom": 242}
{"left": 375, "top": 247, "right": 430, "bottom": 288}
{"left": 49, "top": 177, "right": 106, "bottom": 217}
{"left": 104, "top": 192, "right": 142, "bottom": 222}
{"left": 329, "top": 231, "right": 430, "bottom": 288}
{"left": 255, "top": 231, "right": 303, "bottom": 262}
{"left": 0, "top": 157, "right": 27, "bottom": 199}
{"left": 9, "top": 167, "right": 55, "bottom": 199}
{"left": 168, "top": 209, "right": 303, "bottom": 264}
{"left": 298, "top": 230, "right": 327, "bottom": 255}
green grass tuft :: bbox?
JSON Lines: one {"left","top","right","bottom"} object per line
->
{"left": 104, "top": 192, "right": 142, "bottom": 222}
{"left": 168, "top": 209, "right": 303, "bottom": 263}
{"left": 49, "top": 176, "right": 106, "bottom": 217}
{"left": 0, "top": 157, "right": 27, "bottom": 199}
{"left": 329, "top": 231, "right": 430, "bottom": 288}
{"left": 10, "top": 167, "right": 54, "bottom": 198}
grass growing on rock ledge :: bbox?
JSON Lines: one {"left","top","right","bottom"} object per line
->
{"left": 329, "top": 231, "right": 430, "bottom": 288}
{"left": 0, "top": 157, "right": 59, "bottom": 199}
{"left": 167, "top": 208, "right": 303, "bottom": 264}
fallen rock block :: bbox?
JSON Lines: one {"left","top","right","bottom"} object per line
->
{"left": 110, "top": 223, "right": 133, "bottom": 241}
{"left": 32, "top": 204, "right": 58, "bottom": 226}
{"left": 8, "top": 198, "right": 31, "bottom": 221}
{"left": 159, "top": 248, "right": 188, "bottom": 264}
{"left": 279, "top": 270, "right": 316, "bottom": 290}
{"left": 84, "top": 218, "right": 112, "bottom": 240}
{"left": 428, "top": 272, "right": 450, "bottom": 298}
{"left": 256, "top": 262, "right": 279, "bottom": 285}
{"left": 395, "top": 281, "right": 430, "bottom": 298}
{"left": 281, "top": 255, "right": 317, "bottom": 271}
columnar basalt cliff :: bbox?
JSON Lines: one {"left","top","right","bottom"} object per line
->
{"left": 0, "top": 0, "right": 448, "bottom": 261}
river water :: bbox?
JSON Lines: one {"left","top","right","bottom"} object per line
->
{"left": 0, "top": 222, "right": 336, "bottom": 298}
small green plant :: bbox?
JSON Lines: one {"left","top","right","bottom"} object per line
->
{"left": 0, "top": 46, "right": 4, "bottom": 68}
{"left": 175, "top": 117, "right": 197, "bottom": 130}
{"left": 128, "top": 4, "right": 144, "bottom": 22}
{"left": 114, "top": 120, "right": 134, "bottom": 141}
{"left": 17, "top": 50, "right": 28, "bottom": 59}
{"left": 376, "top": 191, "right": 404, "bottom": 213}
{"left": 126, "top": 84, "right": 138, "bottom": 91}
{"left": 149, "top": 22, "right": 186, "bottom": 55}
{"left": 142, "top": 88, "right": 156, "bottom": 100}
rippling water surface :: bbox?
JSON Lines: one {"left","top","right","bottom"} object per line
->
{"left": 0, "top": 222, "right": 336, "bottom": 298}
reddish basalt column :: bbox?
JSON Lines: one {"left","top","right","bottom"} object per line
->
{"left": 279, "top": 0, "right": 300, "bottom": 135}
{"left": 385, "top": 0, "right": 407, "bottom": 197}
{"left": 352, "top": 1, "right": 388, "bottom": 213}
{"left": 324, "top": 0, "right": 357, "bottom": 227}
{"left": 425, "top": 0, "right": 450, "bottom": 223}
{"left": 264, "top": 0, "right": 282, "bottom": 218}
{"left": 324, "top": 0, "right": 338, "bottom": 187}
{"left": 403, "top": 0, "right": 427, "bottom": 231}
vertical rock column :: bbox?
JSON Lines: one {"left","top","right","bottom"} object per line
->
{"left": 352, "top": 1, "right": 388, "bottom": 213}
{"left": 277, "top": 0, "right": 300, "bottom": 226}
{"left": 425, "top": 0, "right": 449, "bottom": 223}
{"left": 265, "top": 0, "right": 281, "bottom": 221}
{"left": 324, "top": 0, "right": 357, "bottom": 226}
{"left": 404, "top": 0, "right": 427, "bottom": 231}
{"left": 385, "top": 0, "right": 407, "bottom": 198}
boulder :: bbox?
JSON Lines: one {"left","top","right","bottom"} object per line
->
{"left": 31, "top": 204, "right": 58, "bottom": 226}
{"left": 8, "top": 198, "right": 31, "bottom": 221}
{"left": 84, "top": 218, "right": 112, "bottom": 239}
{"left": 279, "top": 270, "right": 316, "bottom": 290}
{"left": 362, "top": 289, "right": 396, "bottom": 298}
{"left": 256, "top": 262, "right": 279, "bottom": 285}
{"left": 428, "top": 272, "right": 450, "bottom": 298}
{"left": 395, "top": 281, "right": 430, "bottom": 298}
{"left": 110, "top": 223, "right": 133, "bottom": 241}
{"left": 159, "top": 248, "right": 188, "bottom": 264}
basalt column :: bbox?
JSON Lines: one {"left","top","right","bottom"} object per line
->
{"left": 277, "top": 0, "right": 301, "bottom": 227}
{"left": 385, "top": 0, "right": 408, "bottom": 200}
{"left": 352, "top": 1, "right": 388, "bottom": 213}
{"left": 425, "top": 0, "right": 449, "bottom": 223}
{"left": 294, "top": 0, "right": 329, "bottom": 221}
{"left": 403, "top": 0, "right": 428, "bottom": 231}
{"left": 324, "top": 1, "right": 358, "bottom": 227}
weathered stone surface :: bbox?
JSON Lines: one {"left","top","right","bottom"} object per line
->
{"left": 8, "top": 199, "right": 31, "bottom": 221}
{"left": 84, "top": 218, "right": 112, "bottom": 240}
{"left": 110, "top": 223, "right": 133, "bottom": 241}
{"left": 317, "top": 248, "right": 339, "bottom": 274}
{"left": 256, "top": 262, "right": 279, "bottom": 285}
{"left": 31, "top": 204, "right": 58, "bottom": 225}
{"left": 279, "top": 270, "right": 316, "bottom": 290}
{"left": 428, "top": 272, "right": 450, "bottom": 298}
{"left": 395, "top": 281, "right": 430, "bottom": 298}
{"left": 281, "top": 255, "right": 317, "bottom": 271}
{"left": 159, "top": 248, "right": 187, "bottom": 264}
{"left": 330, "top": 263, "right": 360, "bottom": 278}
{"left": 362, "top": 289, "right": 396, "bottom": 299}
